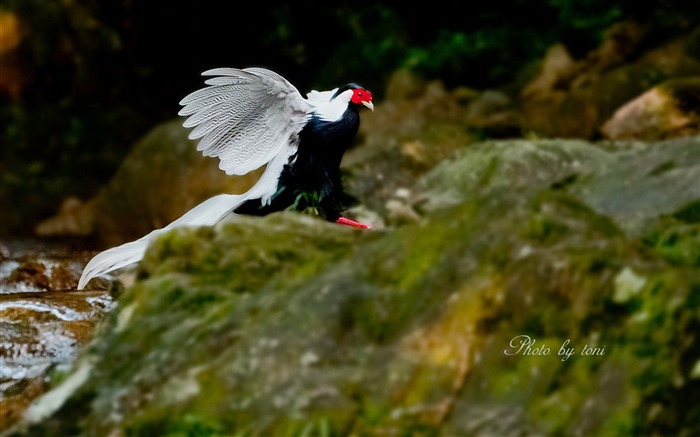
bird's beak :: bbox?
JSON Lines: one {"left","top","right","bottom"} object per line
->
{"left": 362, "top": 101, "right": 375, "bottom": 111}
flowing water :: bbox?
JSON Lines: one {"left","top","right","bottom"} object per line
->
{"left": 0, "top": 239, "right": 115, "bottom": 427}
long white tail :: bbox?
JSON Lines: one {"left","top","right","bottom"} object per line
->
{"left": 77, "top": 193, "right": 247, "bottom": 289}
{"left": 78, "top": 129, "right": 294, "bottom": 290}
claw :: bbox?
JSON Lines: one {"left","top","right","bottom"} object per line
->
{"left": 336, "top": 217, "right": 372, "bottom": 229}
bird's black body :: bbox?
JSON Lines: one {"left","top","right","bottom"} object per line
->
{"left": 235, "top": 104, "right": 360, "bottom": 221}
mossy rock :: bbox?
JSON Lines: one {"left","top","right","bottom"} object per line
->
{"left": 419, "top": 137, "right": 700, "bottom": 237}
{"left": 9, "top": 139, "right": 700, "bottom": 436}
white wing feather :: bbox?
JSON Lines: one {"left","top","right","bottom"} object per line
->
{"left": 180, "top": 67, "right": 311, "bottom": 178}
{"left": 78, "top": 67, "right": 312, "bottom": 289}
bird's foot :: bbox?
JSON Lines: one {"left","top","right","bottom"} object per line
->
{"left": 336, "top": 217, "right": 372, "bottom": 230}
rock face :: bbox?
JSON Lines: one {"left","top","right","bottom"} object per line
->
{"left": 9, "top": 138, "right": 700, "bottom": 436}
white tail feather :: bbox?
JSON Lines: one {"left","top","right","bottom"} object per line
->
{"left": 77, "top": 150, "right": 292, "bottom": 290}
{"left": 77, "top": 193, "right": 247, "bottom": 289}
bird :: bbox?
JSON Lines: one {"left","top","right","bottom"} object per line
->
{"left": 77, "top": 67, "right": 374, "bottom": 289}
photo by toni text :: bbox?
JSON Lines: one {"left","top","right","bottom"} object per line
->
{"left": 504, "top": 335, "right": 606, "bottom": 362}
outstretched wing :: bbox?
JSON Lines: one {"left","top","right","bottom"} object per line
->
{"left": 179, "top": 67, "right": 311, "bottom": 180}
{"left": 78, "top": 68, "right": 312, "bottom": 289}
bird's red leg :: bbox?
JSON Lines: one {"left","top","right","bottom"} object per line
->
{"left": 336, "top": 217, "right": 372, "bottom": 229}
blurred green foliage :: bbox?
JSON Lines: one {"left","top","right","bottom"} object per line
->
{"left": 317, "top": 0, "right": 699, "bottom": 88}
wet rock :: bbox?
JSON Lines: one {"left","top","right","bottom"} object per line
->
{"left": 0, "top": 290, "right": 115, "bottom": 430}
{"left": 9, "top": 138, "right": 700, "bottom": 436}
{"left": 0, "top": 244, "right": 91, "bottom": 293}
{"left": 0, "top": 240, "right": 114, "bottom": 431}
{"left": 4, "top": 261, "right": 52, "bottom": 292}
{"left": 601, "top": 77, "right": 700, "bottom": 140}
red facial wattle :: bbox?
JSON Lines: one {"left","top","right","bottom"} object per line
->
{"left": 351, "top": 88, "right": 373, "bottom": 105}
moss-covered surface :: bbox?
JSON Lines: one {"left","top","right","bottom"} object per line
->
{"left": 10, "top": 139, "right": 700, "bottom": 436}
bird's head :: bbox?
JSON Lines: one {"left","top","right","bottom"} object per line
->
{"left": 334, "top": 84, "right": 374, "bottom": 111}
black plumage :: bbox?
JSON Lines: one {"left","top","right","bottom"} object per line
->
{"left": 235, "top": 100, "right": 361, "bottom": 221}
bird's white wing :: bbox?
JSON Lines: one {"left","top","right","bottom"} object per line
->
{"left": 78, "top": 68, "right": 311, "bottom": 289}
{"left": 179, "top": 67, "right": 311, "bottom": 182}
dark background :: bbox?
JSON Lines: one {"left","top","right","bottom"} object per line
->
{"left": 1, "top": 0, "right": 698, "bottom": 236}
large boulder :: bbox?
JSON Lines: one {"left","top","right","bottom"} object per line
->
{"left": 8, "top": 137, "right": 700, "bottom": 436}
{"left": 417, "top": 138, "right": 700, "bottom": 236}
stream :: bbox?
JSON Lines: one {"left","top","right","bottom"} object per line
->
{"left": 0, "top": 239, "right": 115, "bottom": 427}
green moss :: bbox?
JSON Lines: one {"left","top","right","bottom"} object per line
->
{"left": 673, "top": 199, "right": 700, "bottom": 224}
{"left": 127, "top": 413, "right": 226, "bottom": 437}
{"left": 643, "top": 216, "right": 700, "bottom": 267}
{"left": 16, "top": 139, "right": 700, "bottom": 437}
